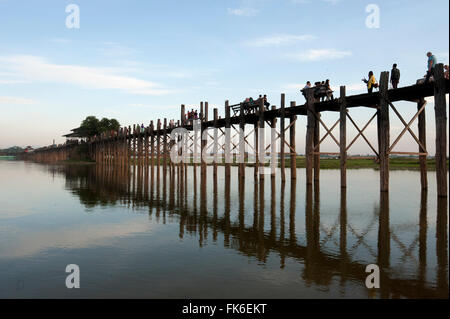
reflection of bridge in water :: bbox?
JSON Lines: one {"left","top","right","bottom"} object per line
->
{"left": 53, "top": 163, "right": 448, "bottom": 299}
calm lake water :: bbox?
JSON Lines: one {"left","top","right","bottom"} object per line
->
{"left": 0, "top": 160, "right": 448, "bottom": 299}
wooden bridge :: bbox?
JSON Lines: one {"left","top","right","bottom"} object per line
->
{"left": 24, "top": 65, "right": 449, "bottom": 197}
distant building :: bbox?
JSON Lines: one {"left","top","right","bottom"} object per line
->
{"left": 63, "top": 128, "right": 88, "bottom": 143}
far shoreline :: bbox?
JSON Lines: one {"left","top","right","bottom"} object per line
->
{"left": 4, "top": 156, "right": 447, "bottom": 172}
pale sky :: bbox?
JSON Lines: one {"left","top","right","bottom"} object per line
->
{"left": 0, "top": 0, "right": 448, "bottom": 155}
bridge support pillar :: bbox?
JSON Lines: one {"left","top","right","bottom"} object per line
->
{"left": 340, "top": 86, "right": 347, "bottom": 188}
{"left": 314, "top": 109, "right": 320, "bottom": 183}
{"left": 225, "top": 101, "right": 231, "bottom": 181}
{"left": 280, "top": 94, "right": 286, "bottom": 183}
{"left": 239, "top": 102, "right": 246, "bottom": 179}
{"left": 259, "top": 98, "right": 265, "bottom": 181}
{"left": 417, "top": 98, "right": 428, "bottom": 190}
{"left": 290, "top": 102, "right": 297, "bottom": 180}
{"left": 433, "top": 64, "right": 447, "bottom": 198}
{"left": 306, "top": 90, "right": 315, "bottom": 185}
{"left": 378, "top": 71, "right": 390, "bottom": 192}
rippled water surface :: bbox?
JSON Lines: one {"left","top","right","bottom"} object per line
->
{"left": 0, "top": 160, "right": 448, "bottom": 298}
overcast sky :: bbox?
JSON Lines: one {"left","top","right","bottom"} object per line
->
{"left": 0, "top": 0, "right": 448, "bottom": 155}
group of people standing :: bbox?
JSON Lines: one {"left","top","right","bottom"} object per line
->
{"left": 363, "top": 52, "right": 448, "bottom": 94}
{"left": 186, "top": 109, "right": 199, "bottom": 124}
{"left": 302, "top": 79, "right": 334, "bottom": 102}
{"left": 134, "top": 120, "right": 177, "bottom": 133}
{"left": 301, "top": 51, "right": 447, "bottom": 102}
{"left": 362, "top": 64, "right": 401, "bottom": 93}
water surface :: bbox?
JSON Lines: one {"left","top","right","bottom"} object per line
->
{"left": 0, "top": 160, "right": 448, "bottom": 298}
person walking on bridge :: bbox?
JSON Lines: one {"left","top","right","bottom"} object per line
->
{"left": 424, "top": 52, "right": 437, "bottom": 83}
{"left": 362, "top": 71, "right": 378, "bottom": 93}
{"left": 391, "top": 64, "right": 400, "bottom": 89}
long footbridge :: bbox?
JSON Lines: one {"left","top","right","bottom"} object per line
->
{"left": 24, "top": 66, "right": 449, "bottom": 197}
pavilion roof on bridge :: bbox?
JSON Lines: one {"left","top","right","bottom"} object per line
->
{"left": 63, "top": 127, "right": 87, "bottom": 138}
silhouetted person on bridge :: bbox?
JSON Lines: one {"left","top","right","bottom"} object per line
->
{"left": 391, "top": 64, "right": 400, "bottom": 89}
{"left": 325, "top": 79, "right": 334, "bottom": 101}
{"left": 263, "top": 95, "right": 270, "bottom": 109}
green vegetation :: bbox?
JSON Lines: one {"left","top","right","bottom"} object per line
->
{"left": 78, "top": 116, "right": 120, "bottom": 137}
{"left": 285, "top": 156, "right": 444, "bottom": 171}
{"left": 61, "top": 159, "right": 96, "bottom": 164}
{"left": 0, "top": 146, "right": 25, "bottom": 155}
{"left": 137, "top": 156, "right": 444, "bottom": 171}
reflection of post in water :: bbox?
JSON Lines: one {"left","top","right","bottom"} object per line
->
{"left": 199, "top": 166, "right": 208, "bottom": 247}
{"left": 270, "top": 176, "right": 276, "bottom": 243}
{"left": 178, "top": 162, "right": 186, "bottom": 240}
{"left": 238, "top": 172, "right": 245, "bottom": 234}
{"left": 339, "top": 187, "right": 348, "bottom": 287}
{"left": 418, "top": 190, "right": 427, "bottom": 286}
{"left": 313, "top": 179, "right": 320, "bottom": 249}
{"left": 224, "top": 168, "right": 231, "bottom": 247}
{"left": 258, "top": 176, "right": 266, "bottom": 262}
{"left": 137, "top": 162, "right": 144, "bottom": 203}
{"left": 143, "top": 159, "right": 149, "bottom": 202}
{"left": 169, "top": 159, "right": 175, "bottom": 211}
{"left": 162, "top": 164, "right": 167, "bottom": 224}
{"left": 178, "top": 148, "right": 184, "bottom": 209}
{"left": 253, "top": 175, "right": 259, "bottom": 231}
{"left": 436, "top": 197, "right": 448, "bottom": 295}
{"left": 279, "top": 180, "right": 286, "bottom": 269}
{"left": 155, "top": 163, "right": 161, "bottom": 223}
{"left": 377, "top": 192, "right": 390, "bottom": 298}
{"left": 162, "top": 159, "right": 167, "bottom": 200}
{"left": 212, "top": 166, "right": 218, "bottom": 242}
{"left": 176, "top": 155, "right": 181, "bottom": 208}
{"left": 305, "top": 184, "right": 313, "bottom": 254}
{"left": 289, "top": 178, "right": 297, "bottom": 246}
{"left": 304, "top": 183, "right": 316, "bottom": 286}
{"left": 149, "top": 162, "right": 154, "bottom": 213}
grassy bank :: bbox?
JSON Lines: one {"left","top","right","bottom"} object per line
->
{"left": 137, "top": 156, "right": 445, "bottom": 171}
{"left": 51, "top": 156, "right": 446, "bottom": 171}
{"left": 284, "top": 156, "right": 444, "bottom": 171}
{"left": 59, "top": 159, "right": 96, "bottom": 164}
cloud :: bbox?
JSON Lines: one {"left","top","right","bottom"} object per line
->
{"left": 322, "top": 0, "right": 340, "bottom": 4}
{"left": 98, "top": 42, "right": 136, "bottom": 57}
{"left": 283, "top": 83, "right": 306, "bottom": 90}
{"left": 0, "top": 55, "right": 171, "bottom": 96}
{"left": 0, "top": 79, "right": 28, "bottom": 84}
{"left": 227, "top": 7, "right": 258, "bottom": 16}
{"left": 290, "top": 0, "right": 310, "bottom": 3}
{"left": 339, "top": 82, "right": 367, "bottom": 94}
{"left": 0, "top": 71, "right": 29, "bottom": 84}
{"left": 438, "top": 51, "right": 449, "bottom": 63}
{"left": 49, "top": 38, "right": 72, "bottom": 44}
{"left": 0, "top": 96, "right": 36, "bottom": 105}
{"left": 245, "top": 34, "right": 316, "bottom": 47}
{"left": 127, "top": 103, "right": 180, "bottom": 110}
{"left": 291, "top": 0, "right": 340, "bottom": 4}
{"left": 289, "top": 49, "right": 352, "bottom": 62}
